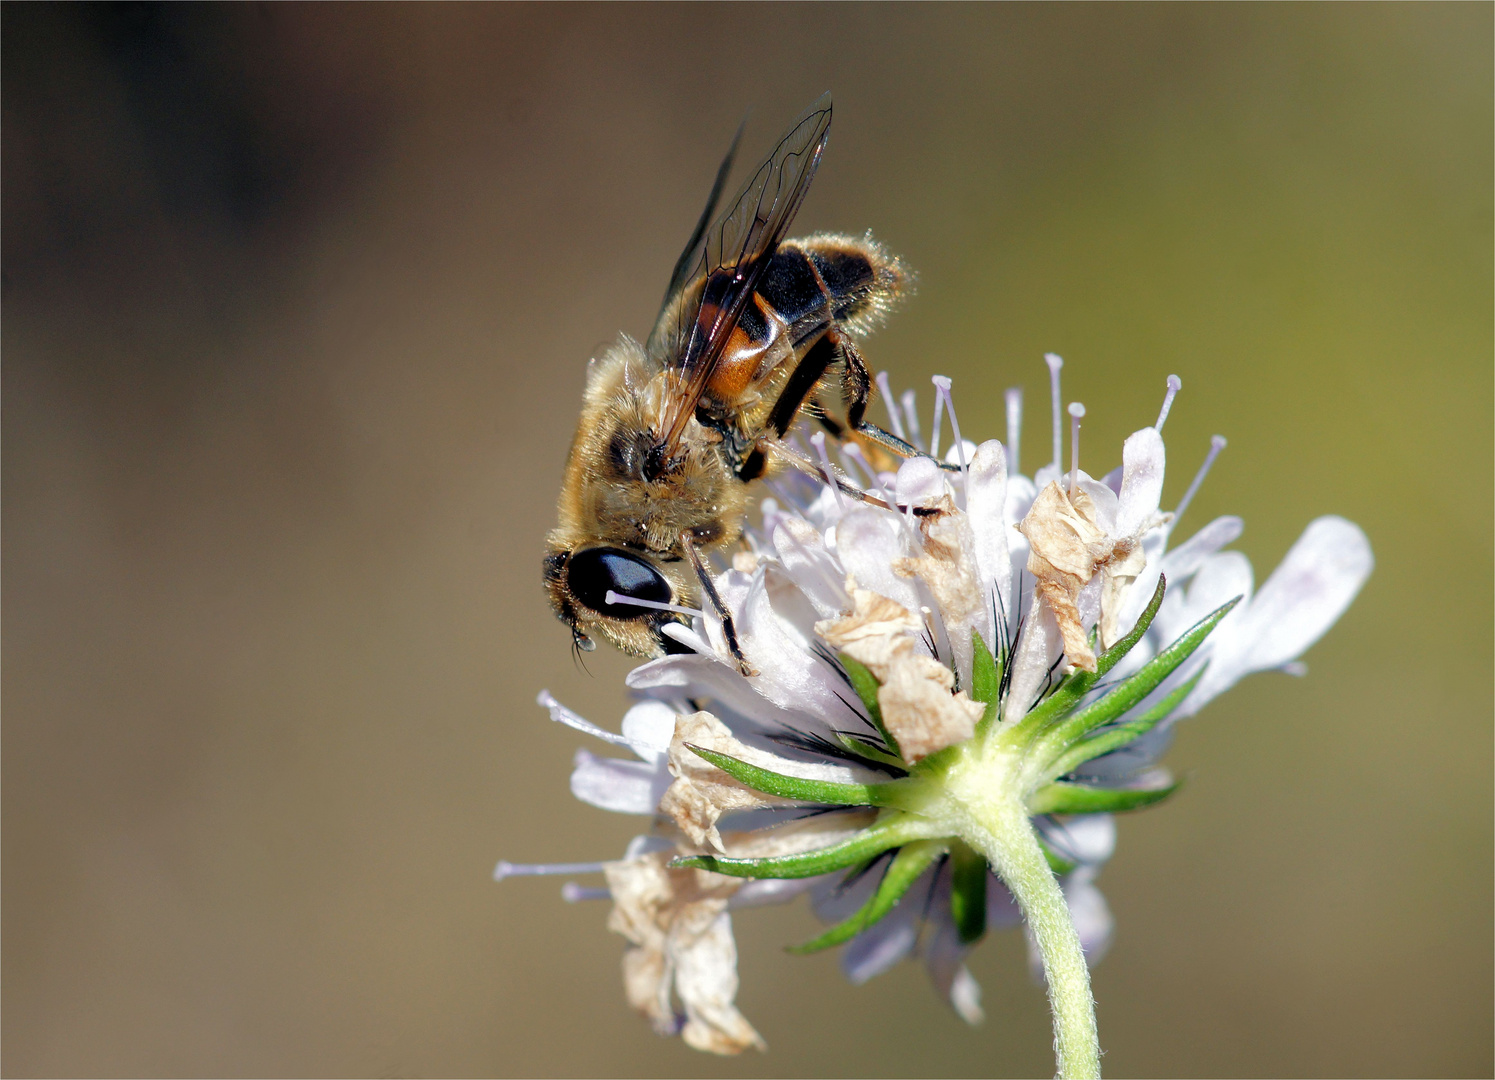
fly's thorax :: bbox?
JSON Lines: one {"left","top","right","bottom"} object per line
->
{"left": 587, "top": 406, "right": 747, "bottom": 555}
{"left": 556, "top": 336, "right": 747, "bottom": 559}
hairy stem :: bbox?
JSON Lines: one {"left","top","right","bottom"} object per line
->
{"left": 956, "top": 790, "right": 1100, "bottom": 1078}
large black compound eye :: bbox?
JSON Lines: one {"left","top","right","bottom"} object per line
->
{"left": 566, "top": 547, "right": 673, "bottom": 619}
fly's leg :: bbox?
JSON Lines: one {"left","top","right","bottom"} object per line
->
{"left": 835, "top": 333, "right": 961, "bottom": 473}
{"left": 756, "top": 435, "right": 891, "bottom": 509}
{"left": 681, "top": 532, "right": 756, "bottom": 677}
{"left": 738, "top": 333, "right": 842, "bottom": 482}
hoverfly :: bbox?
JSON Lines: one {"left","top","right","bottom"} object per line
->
{"left": 543, "top": 94, "right": 926, "bottom": 671}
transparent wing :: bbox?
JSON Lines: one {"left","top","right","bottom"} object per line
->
{"left": 647, "top": 118, "right": 745, "bottom": 351}
{"left": 649, "top": 93, "right": 833, "bottom": 454}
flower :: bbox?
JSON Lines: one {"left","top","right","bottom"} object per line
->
{"left": 498, "top": 359, "right": 1373, "bottom": 1074}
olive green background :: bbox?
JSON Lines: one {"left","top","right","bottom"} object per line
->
{"left": 4, "top": 4, "right": 1490, "bottom": 1077}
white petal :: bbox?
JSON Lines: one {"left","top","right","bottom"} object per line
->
{"left": 1075, "top": 474, "right": 1119, "bottom": 535}
{"left": 944, "top": 438, "right": 979, "bottom": 466}
{"left": 773, "top": 516, "right": 848, "bottom": 618}
{"left": 803, "top": 484, "right": 845, "bottom": 531}
{"left": 948, "top": 966, "right": 984, "bottom": 1025}
{"left": 735, "top": 570, "right": 865, "bottom": 734}
{"left": 1115, "top": 427, "right": 1166, "bottom": 538}
{"left": 1032, "top": 463, "right": 1064, "bottom": 492}
{"left": 628, "top": 655, "right": 805, "bottom": 733}
{"left": 1112, "top": 525, "right": 1172, "bottom": 655}
{"left": 1004, "top": 473, "right": 1038, "bottom": 528}
{"left": 620, "top": 700, "right": 678, "bottom": 764}
{"left": 1004, "top": 593, "right": 1063, "bottom": 721}
{"left": 835, "top": 507, "right": 921, "bottom": 613}
{"left": 1230, "top": 516, "right": 1373, "bottom": 675}
{"left": 1161, "top": 515, "right": 1245, "bottom": 582}
{"left": 967, "top": 440, "right": 1012, "bottom": 627}
{"left": 895, "top": 455, "right": 948, "bottom": 507}
{"left": 1045, "top": 813, "right": 1117, "bottom": 866}
{"left": 1159, "top": 549, "right": 1253, "bottom": 648}
{"left": 569, "top": 748, "right": 668, "bottom": 814}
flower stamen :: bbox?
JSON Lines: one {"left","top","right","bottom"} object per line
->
{"left": 603, "top": 592, "right": 705, "bottom": 619}
{"left": 1155, "top": 374, "right": 1182, "bottom": 431}
{"left": 810, "top": 430, "right": 848, "bottom": 512}
{"left": 1045, "top": 352, "right": 1064, "bottom": 470}
{"left": 1067, "top": 402, "right": 1086, "bottom": 497}
{"left": 901, "top": 388, "right": 924, "bottom": 451}
{"left": 933, "top": 375, "right": 971, "bottom": 507}
{"left": 493, "top": 859, "right": 607, "bottom": 881}
{"left": 929, "top": 381, "right": 946, "bottom": 459}
{"left": 1173, "top": 434, "right": 1228, "bottom": 528}
{"left": 538, "top": 689, "right": 635, "bottom": 746}
{"left": 876, "top": 371, "right": 908, "bottom": 441}
{"left": 1006, "top": 387, "right": 1023, "bottom": 475}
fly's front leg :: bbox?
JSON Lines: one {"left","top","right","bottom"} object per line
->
{"left": 681, "top": 532, "right": 756, "bottom": 678}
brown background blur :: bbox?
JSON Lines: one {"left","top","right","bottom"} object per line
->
{"left": 4, "top": 4, "right": 1491, "bottom": 1077}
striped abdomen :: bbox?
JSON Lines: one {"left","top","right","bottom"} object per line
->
{"left": 701, "top": 233, "right": 906, "bottom": 407}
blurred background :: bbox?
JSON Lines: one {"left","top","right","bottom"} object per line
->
{"left": 4, "top": 4, "right": 1490, "bottom": 1077}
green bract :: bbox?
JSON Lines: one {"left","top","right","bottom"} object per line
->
{"left": 671, "top": 577, "right": 1239, "bottom": 954}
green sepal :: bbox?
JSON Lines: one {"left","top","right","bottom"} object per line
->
{"left": 949, "top": 840, "right": 989, "bottom": 944}
{"left": 831, "top": 732, "right": 907, "bottom": 771}
{"left": 787, "top": 840, "right": 945, "bottom": 954}
{"left": 838, "top": 653, "right": 902, "bottom": 760}
{"left": 1028, "top": 776, "right": 1181, "bottom": 815}
{"left": 1009, "top": 575, "right": 1170, "bottom": 740}
{"left": 1040, "top": 595, "right": 1239, "bottom": 756}
{"left": 970, "top": 629, "right": 1002, "bottom": 736}
{"left": 1094, "top": 573, "right": 1169, "bottom": 679}
{"left": 1047, "top": 666, "right": 1205, "bottom": 779}
{"left": 685, "top": 745, "right": 904, "bottom": 807}
{"left": 671, "top": 815, "right": 928, "bottom": 879}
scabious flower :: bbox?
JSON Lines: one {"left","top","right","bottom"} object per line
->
{"left": 497, "top": 357, "right": 1372, "bottom": 1076}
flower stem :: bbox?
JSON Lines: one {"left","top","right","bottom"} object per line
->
{"left": 959, "top": 794, "right": 1100, "bottom": 1078}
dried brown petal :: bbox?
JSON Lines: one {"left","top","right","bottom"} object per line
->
{"left": 816, "top": 584, "right": 981, "bottom": 762}
{"left": 604, "top": 851, "right": 764, "bottom": 1054}
{"left": 1017, "top": 481, "right": 1117, "bottom": 672}
{"left": 659, "top": 712, "right": 786, "bottom": 852}
{"left": 879, "top": 650, "right": 984, "bottom": 761}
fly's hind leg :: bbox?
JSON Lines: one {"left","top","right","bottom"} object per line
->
{"left": 681, "top": 532, "right": 756, "bottom": 678}
{"left": 834, "top": 332, "right": 961, "bottom": 473}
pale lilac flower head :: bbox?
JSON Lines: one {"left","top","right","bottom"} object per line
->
{"left": 498, "top": 361, "right": 1372, "bottom": 1053}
